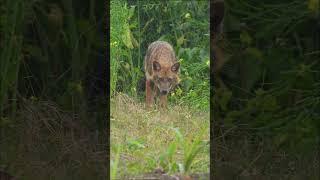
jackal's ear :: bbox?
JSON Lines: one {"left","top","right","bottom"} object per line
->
{"left": 153, "top": 61, "right": 161, "bottom": 71}
{"left": 171, "top": 62, "right": 180, "bottom": 73}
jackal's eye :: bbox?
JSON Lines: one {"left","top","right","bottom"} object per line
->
{"left": 168, "top": 78, "right": 172, "bottom": 82}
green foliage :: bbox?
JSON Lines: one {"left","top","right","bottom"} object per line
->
{"left": 172, "top": 47, "right": 210, "bottom": 111}
{"left": 0, "top": 0, "right": 107, "bottom": 178}
{"left": 110, "top": 0, "right": 134, "bottom": 96}
{"left": 111, "top": 143, "right": 122, "bottom": 179}
{"left": 110, "top": 94, "right": 209, "bottom": 177}
{"left": 110, "top": 2, "right": 210, "bottom": 177}
{"left": 111, "top": 0, "right": 210, "bottom": 109}
{"left": 216, "top": 0, "right": 320, "bottom": 154}
{"left": 159, "top": 127, "right": 208, "bottom": 174}
{"left": 20, "top": 0, "right": 103, "bottom": 108}
{"left": 0, "top": 0, "right": 25, "bottom": 117}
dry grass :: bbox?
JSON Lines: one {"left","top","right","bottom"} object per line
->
{"left": 213, "top": 128, "right": 320, "bottom": 180}
{"left": 110, "top": 93, "right": 210, "bottom": 178}
{"left": 0, "top": 99, "right": 106, "bottom": 180}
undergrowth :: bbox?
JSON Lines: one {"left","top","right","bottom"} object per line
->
{"left": 110, "top": 93, "right": 209, "bottom": 178}
{"left": 0, "top": 98, "right": 106, "bottom": 179}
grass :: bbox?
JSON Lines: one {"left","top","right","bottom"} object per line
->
{"left": 0, "top": 98, "right": 106, "bottom": 180}
{"left": 110, "top": 93, "right": 209, "bottom": 178}
{"left": 213, "top": 127, "right": 320, "bottom": 179}
{"left": 0, "top": 0, "right": 24, "bottom": 117}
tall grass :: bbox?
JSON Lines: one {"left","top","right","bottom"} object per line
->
{"left": 110, "top": 0, "right": 127, "bottom": 96}
{"left": 213, "top": 0, "right": 320, "bottom": 178}
{"left": 159, "top": 127, "right": 208, "bottom": 174}
{"left": 0, "top": 0, "right": 24, "bottom": 118}
{"left": 0, "top": 99, "right": 106, "bottom": 179}
{"left": 0, "top": 1, "right": 25, "bottom": 167}
{"left": 112, "top": 0, "right": 210, "bottom": 109}
{"left": 110, "top": 143, "right": 121, "bottom": 179}
{"left": 215, "top": 0, "right": 320, "bottom": 151}
{"left": 0, "top": 0, "right": 107, "bottom": 178}
{"left": 61, "top": 0, "right": 88, "bottom": 120}
{"left": 110, "top": 0, "right": 142, "bottom": 97}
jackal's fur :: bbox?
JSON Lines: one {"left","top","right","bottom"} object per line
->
{"left": 144, "top": 41, "right": 180, "bottom": 108}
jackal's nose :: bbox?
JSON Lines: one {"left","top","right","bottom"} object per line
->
{"left": 160, "top": 90, "right": 168, "bottom": 95}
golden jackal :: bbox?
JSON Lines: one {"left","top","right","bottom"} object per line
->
{"left": 144, "top": 41, "right": 180, "bottom": 108}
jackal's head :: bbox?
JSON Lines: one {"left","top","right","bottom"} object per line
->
{"left": 152, "top": 61, "right": 180, "bottom": 95}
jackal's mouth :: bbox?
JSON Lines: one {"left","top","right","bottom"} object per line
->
{"left": 160, "top": 90, "right": 168, "bottom": 95}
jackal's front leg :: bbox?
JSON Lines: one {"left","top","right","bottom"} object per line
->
{"left": 159, "top": 95, "right": 167, "bottom": 109}
{"left": 146, "top": 79, "right": 153, "bottom": 108}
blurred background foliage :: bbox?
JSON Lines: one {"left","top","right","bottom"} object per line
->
{"left": 0, "top": 0, "right": 106, "bottom": 179}
{"left": 111, "top": 0, "right": 210, "bottom": 111}
{"left": 215, "top": 0, "right": 320, "bottom": 154}
{"left": 1, "top": 0, "right": 319, "bottom": 178}
{"left": 0, "top": 0, "right": 106, "bottom": 129}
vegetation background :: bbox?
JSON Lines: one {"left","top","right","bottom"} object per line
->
{"left": 111, "top": 0, "right": 210, "bottom": 110}
{"left": 0, "top": 0, "right": 319, "bottom": 179}
{"left": 213, "top": 0, "right": 320, "bottom": 179}
{"left": 110, "top": 0, "right": 210, "bottom": 179}
{"left": 0, "top": 0, "right": 107, "bottom": 179}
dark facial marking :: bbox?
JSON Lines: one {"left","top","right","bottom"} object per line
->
{"left": 153, "top": 61, "right": 161, "bottom": 71}
{"left": 171, "top": 62, "right": 180, "bottom": 73}
{"left": 157, "top": 77, "right": 173, "bottom": 83}
{"left": 160, "top": 89, "right": 168, "bottom": 95}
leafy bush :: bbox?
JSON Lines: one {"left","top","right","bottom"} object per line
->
{"left": 111, "top": 0, "right": 210, "bottom": 110}
{"left": 214, "top": 0, "right": 320, "bottom": 153}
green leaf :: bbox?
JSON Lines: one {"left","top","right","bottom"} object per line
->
{"left": 122, "top": 27, "right": 134, "bottom": 49}
{"left": 245, "top": 47, "right": 263, "bottom": 60}
{"left": 240, "top": 31, "right": 252, "bottom": 45}
{"left": 308, "top": 0, "right": 319, "bottom": 17}
{"left": 127, "top": 139, "right": 145, "bottom": 151}
{"left": 167, "top": 142, "right": 177, "bottom": 161}
{"left": 128, "top": 5, "right": 135, "bottom": 20}
{"left": 177, "top": 35, "right": 185, "bottom": 46}
{"left": 216, "top": 89, "right": 232, "bottom": 111}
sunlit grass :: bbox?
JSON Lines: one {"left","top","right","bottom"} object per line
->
{"left": 110, "top": 93, "right": 209, "bottom": 178}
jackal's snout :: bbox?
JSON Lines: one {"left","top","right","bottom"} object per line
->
{"left": 160, "top": 90, "right": 168, "bottom": 95}
{"left": 156, "top": 77, "right": 173, "bottom": 95}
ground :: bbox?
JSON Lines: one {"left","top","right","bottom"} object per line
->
{"left": 110, "top": 93, "right": 210, "bottom": 179}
